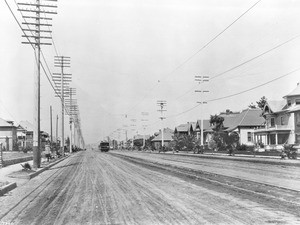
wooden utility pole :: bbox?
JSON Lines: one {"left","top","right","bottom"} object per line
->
{"left": 195, "top": 76, "right": 209, "bottom": 146}
{"left": 157, "top": 100, "right": 167, "bottom": 148}
{"left": 65, "top": 87, "right": 77, "bottom": 153}
{"left": 141, "top": 112, "right": 149, "bottom": 148}
{"left": 53, "top": 56, "right": 71, "bottom": 155}
{"left": 56, "top": 115, "right": 58, "bottom": 147}
{"left": 50, "top": 105, "right": 53, "bottom": 145}
{"left": 18, "top": 0, "right": 57, "bottom": 168}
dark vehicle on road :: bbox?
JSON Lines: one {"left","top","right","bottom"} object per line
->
{"left": 99, "top": 141, "right": 110, "bottom": 152}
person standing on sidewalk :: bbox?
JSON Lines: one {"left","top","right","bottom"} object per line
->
{"left": 45, "top": 142, "right": 51, "bottom": 162}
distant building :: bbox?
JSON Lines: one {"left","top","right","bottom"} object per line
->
{"left": 224, "top": 108, "right": 265, "bottom": 146}
{"left": 206, "top": 108, "right": 265, "bottom": 146}
{"left": 195, "top": 119, "right": 211, "bottom": 144}
{"left": 0, "top": 118, "right": 17, "bottom": 151}
{"left": 254, "top": 84, "right": 300, "bottom": 150}
{"left": 174, "top": 123, "right": 190, "bottom": 135}
{"left": 151, "top": 128, "right": 173, "bottom": 149}
{"left": 18, "top": 120, "right": 49, "bottom": 150}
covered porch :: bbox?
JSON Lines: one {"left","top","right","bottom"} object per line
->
{"left": 254, "top": 128, "right": 291, "bottom": 151}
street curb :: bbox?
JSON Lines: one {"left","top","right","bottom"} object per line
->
{"left": 173, "top": 152, "right": 300, "bottom": 167}
{"left": 115, "top": 154, "right": 300, "bottom": 192}
{"left": 28, "top": 155, "right": 70, "bottom": 180}
{"left": 0, "top": 182, "right": 17, "bottom": 196}
{"left": 127, "top": 151, "right": 300, "bottom": 167}
{"left": 7, "top": 155, "right": 70, "bottom": 180}
{"left": 3, "top": 156, "right": 33, "bottom": 167}
{"left": 1, "top": 155, "right": 71, "bottom": 197}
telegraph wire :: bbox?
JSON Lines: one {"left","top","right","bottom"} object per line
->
{"left": 5, "top": 0, "right": 72, "bottom": 116}
{"left": 210, "top": 35, "right": 300, "bottom": 81}
{"left": 167, "top": 67, "right": 300, "bottom": 119}
{"left": 175, "top": 34, "right": 300, "bottom": 101}
{"left": 125, "top": 0, "right": 262, "bottom": 114}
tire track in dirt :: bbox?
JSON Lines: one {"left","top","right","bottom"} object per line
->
{"left": 112, "top": 152, "right": 300, "bottom": 192}
{"left": 3, "top": 150, "right": 300, "bottom": 224}
{"left": 122, "top": 152, "right": 300, "bottom": 180}
{"left": 11, "top": 153, "right": 84, "bottom": 225}
{"left": 0, "top": 154, "right": 81, "bottom": 223}
{"left": 106, "top": 152, "right": 300, "bottom": 224}
{"left": 94, "top": 153, "right": 259, "bottom": 224}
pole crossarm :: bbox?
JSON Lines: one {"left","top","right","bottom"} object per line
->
{"left": 157, "top": 100, "right": 167, "bottom": 148}
{"left": 195, "top": 75, "right": 210, "bottom": 146}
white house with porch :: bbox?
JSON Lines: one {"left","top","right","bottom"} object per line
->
{"left": 254, "top": 84, "right": 300, "bottom": 150}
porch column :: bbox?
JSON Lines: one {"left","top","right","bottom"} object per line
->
{"left": 275, "top": 133, "right": 278, "bottom": 145}
{"left": 264, "top": 135, "right": 266, "bottom": 145}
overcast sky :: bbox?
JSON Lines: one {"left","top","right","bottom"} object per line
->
{"left": 1, "top": 0, "right": 300, "bottom": 144}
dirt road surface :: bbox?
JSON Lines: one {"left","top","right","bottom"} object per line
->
{"left": 112, "top": 151, "right": 300, "bottom": 191}
{"left": 0, "top": 149, "right": 299, "bottom": 225}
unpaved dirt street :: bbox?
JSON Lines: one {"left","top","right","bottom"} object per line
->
{"left": 0, "top": 150, "right": 300, "bottom": 225}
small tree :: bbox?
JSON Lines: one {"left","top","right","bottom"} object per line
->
{"left": 210, "top": 115, "right": 224, "bottom": 132}
{"left": 257, "top": 96, "right": 267, "bottom": 110}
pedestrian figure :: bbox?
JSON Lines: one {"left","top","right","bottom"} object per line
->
{"left": 45, "top": 143, "right": 51, "bottom": 162}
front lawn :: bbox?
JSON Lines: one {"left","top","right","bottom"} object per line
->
{"left": 2, "top": 151, "right": 33, "bottom": 160}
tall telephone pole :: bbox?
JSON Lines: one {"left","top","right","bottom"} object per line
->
{"left": 56, "top": 115, "right": 58, "bottom": 145}
{"left": 157, "top": 100, "right": 167, "bottom": 148}
{"left": 53, "top": 56, "right": 71, "bottom": 155}
{"left": 195, "top": 76, "right": 209, "bottom": 146}
{"left": 50, "top": 105, "right": 53, "bottom": 145}
{"left": 141, "top": 112, "right": 149, "bottom": 148}
{"left": 18, "top": 0, "right": 57, "bottom": 168}
{"left": 65, "top": 87, "right": 77, "bottom": 153}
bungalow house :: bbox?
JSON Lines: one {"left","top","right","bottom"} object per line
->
{"left": 151, "top": 128, "right": 174, "bottom": 149}
{"left": 174, "top": 122, "right": 196, "bottom": 136}
{"left": 225, "top": 108, "right": 265, "bottom": 146}
{"left": 0, "top": 118, "right": 17, "bottom": 151}
{"left": 206, "top": 109, "right": 265, "bottom": 146}
{"left": 254, "top": 84, "right": 300, "bottom": 150}
{"left": 195, "top": 119, "right": 211, "bottom": 143}
{"left": 174, "top": 123, "right": 189, "bottom": 135}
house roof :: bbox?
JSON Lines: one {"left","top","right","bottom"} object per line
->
{"left": 19, "top": 121, "right": 34, "bottom": 132}
{"left": 265, "top": 100, "right": 287, "bottom": 113}
{"left": 175, "top": 123, "right": 189, "bottom": 133}
{"left": 151, "top": 129, "right": 173, "bottom": 142}
{"left": 288, "top": 105, "right": 300, "bottom": 113}
{"left": 226, "top": 108, "right": 265, "bottom": 131}
{"left": 133, "top": 134, "right": 151, "bottom": 140}
{"left": 284, "top": 84, "right": 300, "bottom": 98}
{"left": 0, "top": 118, "right": 16, "bottom": 127}
{"left": 195, "top": 120, "right": 211, "bottom": 130}
{"left": 189, "top": 122, "right": 197, "bottom": 131}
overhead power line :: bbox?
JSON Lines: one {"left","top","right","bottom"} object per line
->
{"left": 175, "top": 34, "right": 300, "bottom": 101}
{"left": 167, "top": 67, "right": 300, "bottom": 119}
{"left": 125, "top": 0, "right": 262, "bottom": 114}
{"left": 5, "top": 0, "right": 73, "bottom": 116}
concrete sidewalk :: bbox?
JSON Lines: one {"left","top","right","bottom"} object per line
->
{"left": 0, "top": 160, "right": 34, "bottom": 186}
{"left": 0, "top": 156, "right": 68, "bottom": 187}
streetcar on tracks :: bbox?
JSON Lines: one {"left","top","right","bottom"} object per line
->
{"left": 99, "top": 141, "right": 110, "bottom": 152}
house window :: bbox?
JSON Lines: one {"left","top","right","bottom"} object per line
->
{"left": 296, "top": 99, "right": 300, "bottom": 105}
{"left": 247, "top": 132, "right": 252, "bottom": 142}
{"left": 281, "top": 117, "right": 284, "bottom": 125}
{"left": 270, "top": 118, "right": 275, "bottom": 127}
{"left": 288, "top": 100, "right": 291, "bottom": 106}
